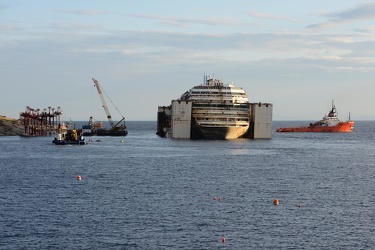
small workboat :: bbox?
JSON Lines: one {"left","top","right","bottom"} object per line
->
{"left": 52, "top": 123, "right": 87, "bottom": 145}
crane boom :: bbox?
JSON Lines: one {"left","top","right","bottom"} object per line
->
{"left": 91, "top": 78, "right": 115, "bottom": 128}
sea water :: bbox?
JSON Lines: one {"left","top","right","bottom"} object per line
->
{"left": 1, "top": 121, "right": 374, "bottom": 249}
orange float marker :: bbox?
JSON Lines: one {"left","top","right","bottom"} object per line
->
{"left": 273, "top": 198, "right": 279, "bottom": 205}
{"left": 76, "top": 175, "right": 81, "bottom": 181}
{"left": 213, "top": 197, "right": 217, "bottom": 200}
{"left": 221, "top": 237, "right": 226, "bottom": 243}
{"left": 297, "top": 204, "right": 302, "bottom": 208}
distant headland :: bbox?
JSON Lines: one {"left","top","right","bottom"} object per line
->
{"left": 0, "top": 116, "right": 30, "bottom": 136}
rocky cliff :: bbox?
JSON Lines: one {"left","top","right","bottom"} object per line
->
{"left": 0, "top": 116, "right": 30, "bottom": 136}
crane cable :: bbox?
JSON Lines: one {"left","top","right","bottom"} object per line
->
{"left": 100, "top": 83, "right": 125, "bottom": 119}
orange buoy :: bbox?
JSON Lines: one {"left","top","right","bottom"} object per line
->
{"left": 273, "top": 198, "right": 279, "bottom": 205}
{"left": 221, "top": 237, "right": 226, "bottom": 243}
{"left": 213, "top": 197, "right": 217, "bottom": 200}
{"left": 218, "top": 198, "right": 222, "bottom": 201}
{"left": 76, "top": 175, "right": 81, "bottom": 180}
{"left": 297, "top": 204, "right": 302, "bottom": 208}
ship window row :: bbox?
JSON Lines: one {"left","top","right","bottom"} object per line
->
{"left": 190, "top": 96, "right": 248, "bottom": 101}
{"left": 192, "top": 90, "right": 246, "bottom": 93}
{"left": 196, "top": 86, "right": 231, "bottom": 90}
{"left": 193, "top": 111, "right": 250, "bottom": 115}
{"left": 191, "top": 91, "right": 246, "bottom": 96}
{"left": 196, "top": 118, "right": 249, "bottom": 122}
{"left": 193, "top": 103, "right": 249, "bottom": 108}
{"left": 196, "top": 86, "right": 244, "bottom": 90}
{"left": 194, "top": 113, "right": 250, "bottom": 118}
{"left": 190, "top": 95, "right": 247, "bottom": 99}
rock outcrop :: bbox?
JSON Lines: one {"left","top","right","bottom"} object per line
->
{"left": 0, "top": 116, "right": 30, "bottom": 136}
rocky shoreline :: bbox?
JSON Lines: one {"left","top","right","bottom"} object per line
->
{"left": 0, "top": 116, "right": 30, "bottom": 136}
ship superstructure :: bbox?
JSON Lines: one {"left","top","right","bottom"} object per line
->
{"left": 157, "top": 75, "right": 273, "bottom": 139}
{"left": 182, "top": 76, "right": 250, "bottom": 139}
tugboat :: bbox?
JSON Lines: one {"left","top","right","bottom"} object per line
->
{"left": 276, "top": 101, "right": 354, "bottom": 133}
{"left": 52, "top": 123, "right": 87, "bottom": 145}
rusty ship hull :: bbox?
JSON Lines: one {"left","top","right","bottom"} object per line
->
{"left": 193, "top": 120, "right": 250, "bottom": 139}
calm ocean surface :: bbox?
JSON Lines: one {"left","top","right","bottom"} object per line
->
{"left": 1, "top": 121, "right": 374, "bottom": 249}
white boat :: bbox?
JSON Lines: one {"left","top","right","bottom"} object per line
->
{"left": 52, "top": 123, "right": 87, "bottom": 145}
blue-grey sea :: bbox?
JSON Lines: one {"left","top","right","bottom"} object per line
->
{"left": 1, "top": 121, "right": 374, "bottom": 249}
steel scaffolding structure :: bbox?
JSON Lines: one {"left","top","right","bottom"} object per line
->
{"left": 19, "top": 106, "right": 63, "bottom": 136}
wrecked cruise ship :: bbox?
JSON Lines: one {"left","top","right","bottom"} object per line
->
{"left": 157, "top": 75, "right": 273, "bottom": 139}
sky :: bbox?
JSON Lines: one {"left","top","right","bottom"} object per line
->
{"left": 1, "top": 0, "right": 375, "bottom": 121}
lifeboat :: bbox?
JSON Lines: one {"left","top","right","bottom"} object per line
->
{"left": 276, "top": 102, "right": 354, "bottom": 133}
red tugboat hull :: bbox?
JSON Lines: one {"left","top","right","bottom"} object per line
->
{"left": 276, "top": 101, "right": 354, "bottom": 133}
{"left": 276, "top": 121, "right": 354, "bottom": 133}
